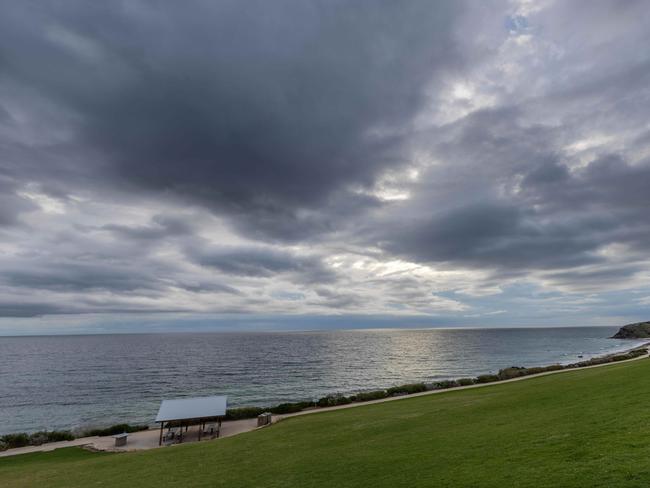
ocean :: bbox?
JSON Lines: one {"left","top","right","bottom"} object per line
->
{"left": 0, "top": 326, "right": 644, "bottom": 434}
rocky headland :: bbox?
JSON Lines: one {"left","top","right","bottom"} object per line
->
{"left": 611, "top": 321, "right": 650, "bottom": 339}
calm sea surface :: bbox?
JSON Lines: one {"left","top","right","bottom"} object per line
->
{"left": 0, "top": 327, "right": 644, "bottom": 434}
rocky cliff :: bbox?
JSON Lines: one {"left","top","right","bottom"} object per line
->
{"left": 611, "top": 321, "right": 650, "bottom": 339}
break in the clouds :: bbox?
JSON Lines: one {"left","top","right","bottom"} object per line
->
{"left": 1, "top": 0, "right": 650, "bottom": 331}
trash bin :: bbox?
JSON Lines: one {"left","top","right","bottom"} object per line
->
{"left": 113, "top": 433, "right": 128, "bottom": 447}
{"left": 257, "top": 412, "right": 272, "bottom": 427}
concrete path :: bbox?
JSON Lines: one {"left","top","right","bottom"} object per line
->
{"left": 0, "top": 436, "right": 102, "bottom": 458}
{"left": 87, "top": 418, "right": 258, "bottom": 452}
{"left": 0, "top": 418, "right": 258, "bottom": 458}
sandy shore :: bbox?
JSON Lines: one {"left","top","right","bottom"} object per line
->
{"left": 2, "top": 342, "right": 648, "bottom": 458}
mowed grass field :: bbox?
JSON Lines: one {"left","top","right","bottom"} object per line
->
{"left": 3, "top": 358, "right": 650, "bottom": 488}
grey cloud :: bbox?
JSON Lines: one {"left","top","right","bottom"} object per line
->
{"left": 229, "top": 191, "right": 382, "bottom": 243}
{"left": 372, "top": 98, "right": 650, "bottom": 288}
{"left": 101, "top": 215, "right": 193, "bottom": 241}
{"left": 189, "top": 245, "right": 336, "bottom": 284}
{"left": 568, "top": 156, "right": 650, "bottom": 210}
{"left": 2, "top": 1, "right": 650, "bottom": 323}
{"left": 0, "top": 175, "right": 37, "bottom": 227}
{"left": 380, "top": 202, "right": 603, "bottom": 272}
{"left": 520, "top": 160, "right": 569, "bottom": 187}
{"left": 311, "top": 287, "right": 365, "bottom": 309}
{"left": 0, "top": 302, "right": 68, "bottom": 318}
{"left": 0, "top": 295, "right": 184, "bottom": 318}
{"left": 175, "top": 281, "right": 241, "bottom": 295}
{"left": 0, "top": 0, "right": 463, "bottom": 241}
{"left": 2, "top": 245, "right": 241, "bottom": 296}
{"left": 542, "top": 265, "right": 642, "bottom": 292}
{"left": 2, "top": 262, "right": 163, "bottom": 293}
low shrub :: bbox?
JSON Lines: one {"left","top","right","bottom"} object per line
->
{"left": 566, "top": 348, "right": 645, "bottom": 369}
{"left": 566, "top": 348, "right": 646, "bottom": 369}
{"left": 522, "top": 366, "right": 545, "bottom": 375}
{"left": 269, "top": 401, "right": 315, "bottom": 415}
{"left": 611, "top": 354, "right": 629, "bottom": 362}
{"left": 475, "top": 374, "right": 499, "bottom": 384}
{"left": 386, "top": 383, "right": 427, "bottom": 396}
{"left": 27, "top": 431, "right": 49, "bottom": 446}
{"left": 28, "top": 430, "right": 74, "bottom": 445}
{"left": 224, "top": 407, "right": 266, "bottom": 420}
{"left": 542, "top": 364, "right": 565, "bottom": 372}
{"left": 570, "top": 358, "right": 603, "bottom": 368}
{"left": 317, "top": 394, "right": 352, "bottom": 408}
{"left": 609, "top": 349, "right": 646, "bottom": 362}
{"left": 457, "top": 378, "right": 475, "bottom": 386}
{"left": 46, "top": 430, "right": 75, "bottom": 442}
{"left": 83, "top": 423, "right": 148, "bottom": 437}
{"left": 432, "top": 380, "right": 460, "bottom": 390}
{"left": 525, "top": 364, "right": 564, "bottom": 373}
{"left": 350, "top": 390, "right": 388, "bottom": 402}
{"left": 1, "top": 433, "right": 30, "bottom": 449}
{"left": 497, "top": 366, "right": 527, "bottom": 380}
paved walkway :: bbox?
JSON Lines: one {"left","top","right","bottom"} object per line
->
{"left": 87, "top": 417, "right": 259, "bottom": 453}
{"left": 0, "top": 436, "right": 102, "bottom": 458}
{"left": 0, "top": 418, "right": 258, "bottom": 458}
{"left": 2, "top": 345, "right": 648, "bottom": 458}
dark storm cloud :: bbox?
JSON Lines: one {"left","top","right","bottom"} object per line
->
{"left": 0, "top": 173, "right": 36, "bottom": 227}
{"left": 0, "top": 302, "right": 68, "bottom": 318}
{"left": 521, "top": 155, "right": 650, "bottom": 261}
{"left": 381, "top": 202, "right": 603, "bottom": 271}
{"left": 520, "top": 160, "right": 569, "bottom": 187}
{"left": 541, "top": 155, "right": 650, "bottom": 213}
{"left": 0, "top": 0, "right": 462, "bottom": 241}
{"left": 229, "top": 191, "right": 383, "bottom": 243}
{"left": 188, "top": 245, "right": 337, "bottom": 284}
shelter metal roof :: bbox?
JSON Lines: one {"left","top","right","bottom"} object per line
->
{"left": 155, "top": 395, "right": 227, "bottom": 422}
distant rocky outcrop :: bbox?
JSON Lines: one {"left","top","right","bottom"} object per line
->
{"left": 611, "top": 321, "right": 650, "bottom": 339}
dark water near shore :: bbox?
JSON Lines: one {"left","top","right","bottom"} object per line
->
{"left": 0, "top": 327, "right": 644, "bottom": 434}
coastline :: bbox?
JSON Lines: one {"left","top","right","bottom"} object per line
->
{"left": 2, "top": 341, "right": 647, "bottom": 458}
{"left": 276, "top": 341, "right": 650, "bottom": 420}
{"left": 2, "top": 327, "right": 641, "bottom": 435}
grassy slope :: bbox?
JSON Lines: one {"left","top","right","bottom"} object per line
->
{"left": 3, "top": 358, "right": 650, "bottom": 488}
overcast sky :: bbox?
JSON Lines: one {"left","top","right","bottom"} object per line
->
{"left": 1, "top": 0, "right": 650, "bottom": 334}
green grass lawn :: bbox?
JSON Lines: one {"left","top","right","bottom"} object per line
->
{"left": 3, "top": 358, "right": 650, "bottom": 487}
